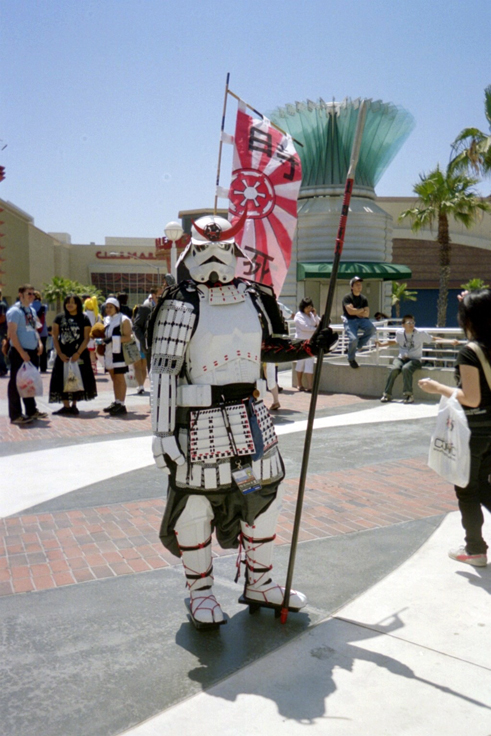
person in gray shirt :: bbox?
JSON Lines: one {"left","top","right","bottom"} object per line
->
{"left": 378, "top": 314, "right": 458, "bottom": 403}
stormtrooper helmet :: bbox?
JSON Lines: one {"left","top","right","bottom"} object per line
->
{"left": 181, "top": 213, "right": 248, "bottom": 284}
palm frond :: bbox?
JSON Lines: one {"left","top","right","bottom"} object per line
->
{"left": 484, "top": 84, "right": 491, "bottom": 128}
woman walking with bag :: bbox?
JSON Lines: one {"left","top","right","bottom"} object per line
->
{"left": 419, "top": 289, "right": 491, "bottom": 567}
{"left": 49, "top": 295, "right": 97, "bottom": 415}
{"left": 102, "top": 296, "right": 132, "bottom": 416}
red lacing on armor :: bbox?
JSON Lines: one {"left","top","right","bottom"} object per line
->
{"left": 182, "top": 563, "right": 214, "bottom": 591}
{"left": 241, "top": 532, "right": 276, "bottom": 545}
{"left": 234, "top": 533, "right": 244, "bottom": 583}
{"left": 235, "top": 530, "right": 275, "bottom": 586}
{"left": 302, "top": 340, "right": 314, "bottom": 357}
{"left": 261, "top": 339, "right": 314, "bottom": 357}
{"left": 190, "top": 593, "right": 222, "bottom": 619}
{"left": 176, "top": 534, "right": 214, "bottom": 591}
{"left": 176, "top": 535, "right": 212, "bottom": 553}
{"left": 184, "top": 564, "right": 213, "bottom": 581}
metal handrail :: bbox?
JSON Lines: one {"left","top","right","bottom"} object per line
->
{"left": 326, "top": 322, "right": 464, "bottom": 367}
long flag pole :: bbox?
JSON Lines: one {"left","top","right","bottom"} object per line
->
{"left": 214, "top": 72, "right": 231, "bottom": 215}
{"left": 280, "top": 100, "right": 368, "bottom": 624}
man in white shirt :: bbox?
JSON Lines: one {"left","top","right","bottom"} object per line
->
{"left": 142, "top": 286, "right": 162, "bottom": 309}
{"left": 378, "top": 314, "right": 458, "bottom": 403}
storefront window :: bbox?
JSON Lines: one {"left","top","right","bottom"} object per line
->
{"left": 91, "top": 272, "right": 162, "bottom": 306}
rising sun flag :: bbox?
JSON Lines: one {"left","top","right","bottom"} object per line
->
{"left": 226, "top": 102, "right": 302, "bottom": 295}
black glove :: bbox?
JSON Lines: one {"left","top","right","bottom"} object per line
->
{"left": 103, "top": 337, "right": 112, "bottom": 345}
{"left": 309, "top": 323, "right": 338, "bottom": 354}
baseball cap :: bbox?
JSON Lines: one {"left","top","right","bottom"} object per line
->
{"left": 350, "top": 276, "right": 363, "bottom": 287}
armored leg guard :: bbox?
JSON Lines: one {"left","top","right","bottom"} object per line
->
{"left": 174, "top": 495, "right": 226, "bottom": 629}
{"left": 238, "top": 496, "right": 307, "bottom": 615}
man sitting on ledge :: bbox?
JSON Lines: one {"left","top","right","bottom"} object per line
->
{"left": 342, "top": 276, "right": 376, "bottom": 368}
{"left": 377, "top": 314, "right": 459, "bottom": 404}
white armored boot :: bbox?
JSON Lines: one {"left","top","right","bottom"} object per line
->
{"left": 239, "top": 497, "right": 307, "bottom": 612}
{"left": 174, "top": 496, "right": 226, "bottom": 628}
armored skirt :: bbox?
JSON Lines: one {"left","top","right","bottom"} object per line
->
{"left": 159, "top": 394, "right": 285, "bottom": 557}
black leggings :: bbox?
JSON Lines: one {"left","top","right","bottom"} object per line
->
{"left": 455, "top": 434, "right": 491, "bottom": 554}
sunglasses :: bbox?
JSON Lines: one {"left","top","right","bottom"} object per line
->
{"left": 25, "top": 291, "right": 35, "bottom": 295}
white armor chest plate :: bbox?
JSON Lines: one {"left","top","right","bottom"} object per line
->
{"left": 186, "top": 285, "right": 262, "bottom": 385}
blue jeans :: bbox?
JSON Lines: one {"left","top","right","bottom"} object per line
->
{"left": 384, "top": 357, "right": 421, "bottom": 396}
{"left": 345, "top": 318, "right": 376, "bottom": 361}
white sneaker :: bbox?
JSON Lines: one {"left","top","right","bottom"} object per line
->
{"left": 448, "top": 546, "right": 487, "bottom": 567}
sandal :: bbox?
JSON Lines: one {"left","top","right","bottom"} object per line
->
{"left": 269, "top": 403, "right": 281, "bottom": 411}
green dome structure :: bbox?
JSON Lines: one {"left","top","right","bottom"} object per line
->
{"left": 270, "top": 97, "right": 415, "bottom": 194}
{"left": 268, "top": 97, "right": 415, "bottom": 315}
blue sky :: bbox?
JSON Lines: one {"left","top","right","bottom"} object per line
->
{"left": 1, "top": 0, "right": 490, "bottom": 244}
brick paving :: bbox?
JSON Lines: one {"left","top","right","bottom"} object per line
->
{"left": 0, "top": 457, "right": 455, "bottom": 598}
{"left": 0, "top": 372, "right": 366, "bottom": 443}
{"left": 0, "top": 373, "right": 153, "bottom": 442}
{"left": 1, "top": 369, "right": 455, "bottom": 598}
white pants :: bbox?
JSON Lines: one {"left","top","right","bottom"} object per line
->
{"left": 296, "top": 357, "right": 315, "bottom": 374}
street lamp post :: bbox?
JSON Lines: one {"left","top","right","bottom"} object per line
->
{"left": 164, "top": 221, "right": 184, "bottom": 278}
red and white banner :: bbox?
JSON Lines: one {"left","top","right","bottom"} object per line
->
{"left": 228, "top": 103, "right": 302, "bottom": 296}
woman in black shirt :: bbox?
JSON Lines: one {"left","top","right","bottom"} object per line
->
{"left": 419, "top": 289, "right": 491, "bottom": 567}
{"left": 49, "top": 295, "right": 97, "bottom": 415}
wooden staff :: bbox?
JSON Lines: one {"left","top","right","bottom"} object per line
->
{"left": 280, "top": 100, "right": 368, "bottom": 624}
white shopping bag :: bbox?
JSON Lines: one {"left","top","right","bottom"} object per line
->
{"left": 16, "top": 361, "right": 43, "bottom": 398}
{"left": 63, "top": 360, "right": 84, "bottom": 393}
{"left": 428, "top": 391, "right": 470, "bottom": 487}
{"left": 125, "top": 367, "right": 137, "bottom": 388}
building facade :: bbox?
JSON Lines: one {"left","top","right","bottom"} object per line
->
{"left": 1, "top": 196, "right": 490, "bottom": 327}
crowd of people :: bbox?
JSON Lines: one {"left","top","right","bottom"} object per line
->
{"left": 3, "top": 283, "right": 163, "bottom": 424}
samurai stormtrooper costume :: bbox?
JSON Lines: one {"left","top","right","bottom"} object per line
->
{"left": 150, "top": 215, "right": 337, "bottom": 628}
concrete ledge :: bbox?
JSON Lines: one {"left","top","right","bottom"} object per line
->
{"left": 293, "top": 359, "right": 455, "bottom": 401}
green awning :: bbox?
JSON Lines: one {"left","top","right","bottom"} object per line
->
{"left": 297, "top": 262, "right": 412, "bottom": 281}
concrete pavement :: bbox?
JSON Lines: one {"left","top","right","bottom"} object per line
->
{"left": 120, "top": 511, "right": 491, "bottom": 736}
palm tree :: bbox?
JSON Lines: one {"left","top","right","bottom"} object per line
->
{"left": 450, "top": 85, "right": 491, "bottom": 177}
{"left": 391, "top": 282, "right": 417, "bottom": 319}
{"left": 43, "top": 277, "right": 101, "bottom": 312}
{"left": 399, "top": 165, "right": 491, "bottom": 326}
{"left": 461, "top": 278, "right": 489, "bottom": 291}
{"left": 42, "top": 277, "right": 74, "bottom": 313}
